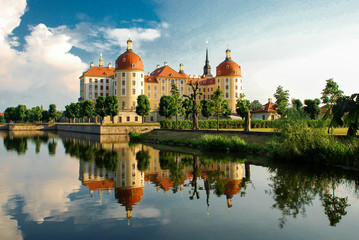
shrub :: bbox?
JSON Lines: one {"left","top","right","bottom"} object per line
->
{"left": 128, "top": 131, "right": 141, "bottom": 142}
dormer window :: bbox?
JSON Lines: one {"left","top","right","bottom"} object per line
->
{"left": 122, "top": 58, "right": 126, "bottom": 62}
{"left": 226, "top": 65, "right": 229, "bottom": 69}
{"left": 234, "top": 70, "right": 237, "bottom": 74}
{"left": 170, "top": 73, "right": 174, "bottom": 77}
{"left": 132, "top": 63, "right": 136, "bottom": 68}
{"left": 218, "top": 71, "right": 221, "bottom": 75}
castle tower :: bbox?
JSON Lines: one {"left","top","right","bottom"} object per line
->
{"left": 203, "top": 41, "right": 213, "bottom": 78}
{"left": 114, "top": 39, "right": 145, "bottom": 110}
{"left": 215, "top": 46, "right": 242, "bottom": 112}
{"left": 99, "top": 53, "right": 104, "bottom": 67}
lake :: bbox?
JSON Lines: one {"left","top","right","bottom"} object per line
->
{"left": 0, "top": 130, "right": 358, "bottom": 240}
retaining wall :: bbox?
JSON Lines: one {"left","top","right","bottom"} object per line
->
{"left": 1, "top": 124, "right": 160, "bottom": 135}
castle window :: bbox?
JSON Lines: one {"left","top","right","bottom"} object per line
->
{"left": 226, "top": 65, "right": 229, "bottom": 69}
{"left": 106, "top": 79, "right": 109, "bottom": 83}
{"left": 171, "top": 79, "right": 174, "bottom": 84}
{"left": 181, "top": 87, "right": 183, "bottom": 91}
{"left": 170, "top": 73, "right": 174, "bottom": 76}
{"left": 181, "top": 80, "right": 183, "bottom": 84}
{"left": 141, "top": 81, "right": 143, "bottom": 86}
{"left": 106, "top": 93, "right": 109, "bottom": 97}
{"left": 127, "top": 116, "right": 130, "bottom": 122}
{"left": 154, "top": 93, "right": 157, "bottom": 99}
{"left": 122, "top": 101, "right": 125, "bottom": 108}
{"left": 226, "top": 85, "right": 229, "bottom": 90}
{"left": 218, "top": 79, "right": 220, "bottom": 84}
{"left": 235, "top": 85, "right": 238, "bottom": 90}
{"left": 132, "top": 101, "right": 136, "bottom": 107}
{"left": 132, "top": 73, "right": 136, "bottom": 77}
{"left": 226, "top": 78, "right": 229, "bottom": 83}
{"left": 150, "top": 116, "right": 154, "bottom": 121}
{"left": 218, "top": 71, "right": 221, "bottom": 75}
{"left": 95, "top": 79, "right": 98, "bottom": 82}
{"left": 122, "top": 80, "right": 125, "bottom": 86}
{"left": 122, "top": 89, "right": 125, "bottom": 95}
{"left": 132, "top": 89, "right": 136, "bottom": 95}
{"left": 199, "top": 95, "right": 201, "bottom": 100}
{"left": 100, "top": 86, "right": 103, "bottom": 90}
{"left": 135, "top": 116, "right": 138, "bottom": 121}
{"left": 132, "top": 80, "right": 136, "bottom": 86}
{"left": 203, "top": 88, "right": 206, "bottom": 92}
{"left": 101, "top": 79, "right": 103, "bottom": 83}
{"left": 235, "top": 78, "right": 237, "bottom": 82}
{"left": 132, "top": 63, "right": 135, "bottom": 68}
{"left": 148, "top": 93, "right": 150, "bottom": 98}
{"left": 141, "top": 73, "right": 143, "bottom": 78}
{"left": 148, "top": 85, "right": 150, "bottom": 90}
{"left": 122, "top": 58, "right": 126, "bottom": 62}
{"left": 234, "top": 70, "right": 237, "bottom": 75}
{"left": 89, "top": 78, "right": 92, "bottom": 83}
{"left": 154, "top": 86, "right": 157, "bottom": 90}
{"left": 141, "top": 89, "right": 143, "bottom": 94}
{"left": 162, "top": 79, "right": 164, "bottom": 83}
{"left": 162, "top": 86, "right": 165, "bottom": 91}
{"left": 226, "top": 93, "right": 229, "bottom": 98}
{"left": 154, "top": 104, "right": 157, "bottom": 109}
{"left": 106, "top": 86, "right": 109, "bottom": 90}
{"left": 122, "top": 72, "right": 125, "bottom": 77}
{"left": 235, "top": 93, "right": 238, "bottom": 98}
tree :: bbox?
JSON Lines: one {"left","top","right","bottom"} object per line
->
{"left": 48, "top": 104, "right": 59, "bottom": 123}
{"left": 64, "top": 103, "right": 76, "bottom": 123}
{"left": 136, "top": 95, "right": 151, "bottom": 123}
{"left": 274, "top": 86, "right": 290, "bottom": 116}
{"left": 250, "top": 100, "right": 262, "bottom": 111}
{"left": 95, "top": 96, "right": 107, "bottom": 124}
{"left": 136, "top": 149, "right": 151, "bottom": 171}
{"left": 291, "top": 99, "right": 303, "bottom": 111}
{"left": 303, "top": 99, "right": 321, "bottom": 120}
{"left": 182, "top": 98, "right": 193, "bottom": 120}
{"left": 159, "top": 95, "right": 175, "bottom": 120}
{"left": 105, "top": 96, "right": 119, "bottom": 123}
{"left": 31, "top": 106, "right": 43, "bottom": 122}
{"left": 4, "top": 107, "right": 15, "bottom": 122}
{"left": 330, "top": 93, "right": 359, "bottom": 137}
{"left": 236, "top": 95, "right": 251, "bottom": 132}
{"left": 41, "top": 110, "right": 50, "bottom": 122}
{"left": 81, "top": 100, "right": 95, "bottom": 123}
{"left": 14, "top": 104, "right": 27, "bottom": 122}
{"left": 321, "top": 78, "right": 343, "bottom": 116}
{"left": 221, "top": 100, "right": 232, "bottom": 117}
{"left": 184, "top": 82, "right": 202, "bottom": 130}
{"left": 170, "top": 85, "right": 184, "bottom": 129}
{"left": 211, "top": 88, "right": 229, "bottom": 131}
{"left": 0, "top": 115, "right": 4, "bottom": 123}
{"left": 201, "top": 99, "right": 213, "bottom": 119}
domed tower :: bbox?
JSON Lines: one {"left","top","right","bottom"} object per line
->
{"left": 114, "top": 39, "right": 145, "bottom": 110}
{"left": 215, "top": 46, "right": 242, "bottom": 112}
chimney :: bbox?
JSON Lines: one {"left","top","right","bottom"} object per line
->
{"left": 90, "top": 62, "right": 94, "bottom": 67}
{"left": 164, "top": 62, "right": 168, "bottom": 66}
{"left": 108, "top": 63, "right": 112, "bottom": 68}
{"left": 157, "top": 64, "right": 160, "bottom": 69}
{"left": 268, "top": 98, "right": 272, "bottom": 103}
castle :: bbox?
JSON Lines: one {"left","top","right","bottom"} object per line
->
{"left": 79, "top": 39, "right": 243, "bottom": 122}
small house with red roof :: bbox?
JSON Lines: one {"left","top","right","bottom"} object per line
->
{"left": 251, "top": 98, "right": 280, "bottom": 120}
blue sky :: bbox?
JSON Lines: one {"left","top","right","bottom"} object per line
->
{"left": 1, "top": 0, "right": 359, "bottom": 111}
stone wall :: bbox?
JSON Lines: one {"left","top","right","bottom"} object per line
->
{"left": 1, "top": 123, "right": 160, "bottom": 135}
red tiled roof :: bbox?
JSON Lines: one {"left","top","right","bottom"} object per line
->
{"left": 115, "top": 187, "right": 144, "bottom": 206}
{"left": 216, "top": 60, "right": 241, "bottom": 76}
{"left": 115, "top": 51, "right": 144, "bottom": 71}
{"left": 84, "top": 66, "right": 115, "bottom": 78}
{"left": 0, "top": 112, "right": 4, "bottom": 117}
{"left": 224, "top": 180, "right": 242, "bottom": 196}
{"left": 252, "top": 101, "right": 277, "bottom": 113}
{"left": 151, "top": 65, "right": 187, "bottom": 78}
{"left": 144, "top": 75, "right": 159, "bottom": 83}
{"left": 83, "top": 179, "right": 114, "bottom": 191}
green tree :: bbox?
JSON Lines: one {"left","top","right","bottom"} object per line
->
{"left": 136, "top": 149, "right": 151, "bottom": 171}
{"left": 201, "top": 99, "right": 213, "bottom": 119}
{"left": 64, "top": 104, "right": 74, "bottom": 123}
{"left": 159, "top": 95, "right": 175, "bottom": 120}
{"left": 0, "top": 115, "right": 4, "bottom": 123}
{"left": 15, "top": 104, "right": 27, "bottom": 122}
{"left": 136, "top": 95, "right": 151, "bottom": 123}
{"left": 41, "top": 110, "right": 50, "bottom": 122}
{"left": 48, "top": 104, "right": 59, "bottom": 123}
{"left": 330, "top": 93, "right": 359, "bottom": 137}
{"left": 74, "top": 102, "right": 82, "bottom": 122}
{"left": 274, "top": 86, "right": 290, "bottom": 117}
{"left": 105, "top": 96, "right": 119, "bottom": 123}
{"left": 210, "top": 88, "right": 226, "bottom": 131}
{"left": 303, "top": 99, "right": 321, "bottom": 120}
{"left": 236, "top": 95, "right": 251, "bottom": 132}
{"left": 170, "top": 85, "right": 184, "bottom": 129}
{"left": 221, "top": 100, "right": 232, "bottom": 117}
{"left": 182, "top": 98, "right": 193, "bottom": 120}
{"left": 321, "top": 78, "right": 343, "bottom": 116}
{"left": 291, "top": 99, "right": 303, "bottom": 111}
{"left": 250, "top": 100, "right": 262, "bottom": 111}
{"left": 4, "top": 107, "right": 15, "bottom": 122}
{"left": 184, "top": 82, "right": 202, "bottom": 130}
{"left": 81, "top": 100, "right": 95, "bottom": 123}
{"left": 31, "top": 106, "right": 43, "bottom": 122}
{"left": 95, "top": 96, "right": 107, "bottom": 123}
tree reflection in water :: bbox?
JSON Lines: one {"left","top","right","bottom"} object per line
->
{"left": 266, "top": 162, "right": 356, "bottom": 228}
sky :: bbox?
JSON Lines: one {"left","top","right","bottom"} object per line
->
{"left": 1, "top": 0, "right": 359, "bottom": 111}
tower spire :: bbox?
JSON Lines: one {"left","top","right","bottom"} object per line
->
{"left": 203, "top": 40, "right": 212, "bottom": 77}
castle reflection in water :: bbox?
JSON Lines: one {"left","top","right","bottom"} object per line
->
{"left": 71, "top": 134, "right": 248, "bottom": 222}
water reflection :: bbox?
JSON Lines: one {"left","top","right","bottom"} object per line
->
{"left": 266, "top": 162, "right": 357, "bottom": 228}
{"left": 1, "top": 130, "right": 359, "bottom": 239}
